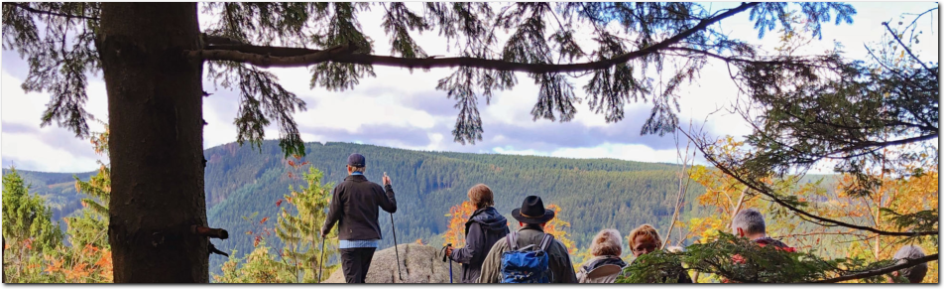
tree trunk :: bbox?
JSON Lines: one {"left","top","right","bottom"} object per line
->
{"left": 97, "top": 3, "right": 208, "bottom": 282}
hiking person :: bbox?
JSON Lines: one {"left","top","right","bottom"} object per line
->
{"left": 320, "top": 153, "right": 397, "bottom": 283}
{"left": 887, "top": 245, "right": 928, "bottom": 283}
{"left": 445, "top": 184, "right": 510, "bottom": 283}
{"left": 627, "top": 224, "right": 692, "bottom": 283}
{"left": 731, "top": 209, "right": 795, "bottom": 252}
{"left": 476, "top": 195, "right": 578, "bottom": 283}
{"left": 576, "top": 229, "right": 627, "bottom": 283}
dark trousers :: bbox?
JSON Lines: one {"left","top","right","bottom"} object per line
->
{"left": 340, "top": 248, "right": 376, "bottom": 283}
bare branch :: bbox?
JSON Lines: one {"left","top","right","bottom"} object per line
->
{"left": 882, "top": 21, "right": 931, "bottom": 72}
{"left": 812, "top": 253, "right": 939, "bottom": 283}
{"left": 189, "top": 2, "right": 760, "bottom": 72}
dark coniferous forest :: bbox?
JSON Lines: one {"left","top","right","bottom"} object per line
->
{"left": 9, "top": 140, "right": 713, "bottom": 276}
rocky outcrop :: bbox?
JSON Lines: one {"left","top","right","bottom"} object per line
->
{"left": 325, "top": 244, "right": 463, "bottom": 283}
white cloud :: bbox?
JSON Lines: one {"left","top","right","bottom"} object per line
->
{"left": 1, "top": 71, "right": 102, "bottom": 172}
{"left": 1, "top": 3, "right": 936, "bottom": 173}
{"left": 550, "top": 143, "right": 688, "bottom": 164}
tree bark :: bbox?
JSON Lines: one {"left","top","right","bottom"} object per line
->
{"left": 98, "top": 3, "right": 208, "bottom": 282}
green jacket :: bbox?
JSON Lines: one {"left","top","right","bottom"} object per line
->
{"left": 476, "top": 227, "right": 579, "bottom": 283}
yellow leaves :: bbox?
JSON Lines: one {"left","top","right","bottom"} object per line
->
{"left": 45, "top": 256, "right": 64, "bottom": 273}
{"left": 443, "top": 200, "right": 475, "bottom": 247}
{"left": 684, "top": 216, "right": 724, "bottom": 242}
{"left": 544, "top": 204, "right": 577, "bottom": 255}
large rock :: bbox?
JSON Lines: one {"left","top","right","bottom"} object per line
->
{"left": 325, "top": 244, "right": 464, "bottom": 283}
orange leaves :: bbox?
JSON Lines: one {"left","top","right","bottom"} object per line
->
{"left": 45, "top": 256, "right": 64, "bottom": 273}
{"left": 443, "top": 200, "right": 476, "bottom": 247}
{"left": 543, "top": 204, "right": 577, "bottom": 255}
{"left": 415, "top": 239, "right": 424, "bottom": 245}
{"left": 260, "top": 217, "right": 269, "bottom": 224}
{"left": 276, "top": 199, "right": 283, "bottom": 207}
{"left": 46, "top": 244, "right": 114, "bottom": 283}
{"left": 65, "top": 263, "right": 90, "bottom": 281}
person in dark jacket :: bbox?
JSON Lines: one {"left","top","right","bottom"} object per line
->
{"left": 445, "top": 184, "right": 510, "bottom": 283}
{"left": 577, "top": 229, "right": 628, "bottom": 283}
{"left": 627, "top": 224, "right": 693, "bottom": 283}
{"left": 320, "top": 153, "right": 397, "bottom": 283}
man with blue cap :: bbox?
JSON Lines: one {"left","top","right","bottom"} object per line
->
{"left": 321, "top": 153, "right": 397, "bottom": 283}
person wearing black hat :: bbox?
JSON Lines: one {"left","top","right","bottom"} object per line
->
{"left": 475, "top": 196, "right": 578, "bottom": 283}
{"left": 321, "top": 153, "right": 397, "bottom": 283}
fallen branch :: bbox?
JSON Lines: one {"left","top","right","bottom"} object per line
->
{"left": 189, "top": 3, "right": 759, "bottom": 71}
{"left": 812, "top": 253, "right": 939, "bottom": 283}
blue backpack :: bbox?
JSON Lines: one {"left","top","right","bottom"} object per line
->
{"left": 500, "top": 232, "right": 555, "bottom": 283}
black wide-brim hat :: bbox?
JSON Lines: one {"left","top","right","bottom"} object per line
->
{"left": 511, "top": 195, "right": 555, "bottom": 224}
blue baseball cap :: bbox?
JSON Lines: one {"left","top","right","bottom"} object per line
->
{"left": 347, "top": 153, "right": 366, "bottom": 168}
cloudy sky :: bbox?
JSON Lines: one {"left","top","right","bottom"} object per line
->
{"left": 1, "top": 2, "right": 938, "bottom": 173}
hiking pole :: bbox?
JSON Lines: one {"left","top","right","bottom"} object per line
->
{"left": 440, "top": 244, "right": 453, "bottom": 283}
{"left": 385, "top": 171, "right": 403, "bottom": 281}
{"left": 447, "top": 244, "right": 453, "bottom": 283}
{"left": 318, "top": 236, "right": 326, "bottom": 283}
{"left": 390, "top": 212, "right": 403, "bottom": 281}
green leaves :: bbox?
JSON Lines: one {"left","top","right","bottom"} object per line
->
{"left": 2, "top": 168, "right": 63, "bottom": 254}
{"left": 275, "top": 166, "right": 337, "bottom": 283}
{"left": 617, "top": 233, "right": 906, "bottom": 283}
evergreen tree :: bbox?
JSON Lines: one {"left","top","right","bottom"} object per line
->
{"left": 68, "top": 125, "right": 111, "bottom": 249}
{"left": 2, "top": 168, "right": 63, "bottom": 254}
{"left": 2, "top": 168, "right": 64, "bottom": 283}
{"left": 679, "top": 7, "right": 938, "bottom": 282}
{"left": 2, "top": 2, "right": 858, "bottom": 281}
{"left": 274, "top": 166, "right": 338, "bottom": 283}
{"left": 213, "top": 240, "right": 295, "bottom": 283}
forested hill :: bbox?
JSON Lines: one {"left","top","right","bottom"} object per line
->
{"left": 0, "top": 169, "right": 97, "bottom": 233}
{"left": 202, "top": 140, "right": 707, "bottom": 275}
{"left": 11, "top": 140, "right": 710, "bottom": 276}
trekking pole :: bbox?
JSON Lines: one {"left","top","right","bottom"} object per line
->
{"left": 318, "top": 236, "right": 326, "bottom": 283}
{"left": 390, "top": 212, "right": 403, "bottom": 281}
{"left": 447, "top": 247, "right": 454, "bottom": 284}
{"left": 440, "top": 244, "right": 453, "bottom": 283}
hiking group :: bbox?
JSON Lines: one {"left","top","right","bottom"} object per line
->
{"left": 321, "top": 153, "right": 930, "bottom": 284}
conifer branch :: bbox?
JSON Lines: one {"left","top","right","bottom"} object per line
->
{"left": 2, "top": 3, "right": 99, "bottom": 21}
{"left": 189, "top": 2, "right": 759, "bottom": 71}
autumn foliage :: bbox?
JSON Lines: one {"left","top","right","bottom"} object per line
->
{"left": 443, "top": 200, "right": 476, "bottom": 247}
{"left": 442, "top": 201, "right": 578, "bottom": 257}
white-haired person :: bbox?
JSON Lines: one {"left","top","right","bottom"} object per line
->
{"left": 887, "top": 245, "right": 928, "bottom": 283}
{"left": 576, "top": 229, "right": 628, "bottom": 282}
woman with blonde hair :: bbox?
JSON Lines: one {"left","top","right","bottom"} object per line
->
{"left": 576, "top": 229, "right": 628, "bottom": 282}
{"left": 627, "top": 224, "right": 692, "bottom": 283}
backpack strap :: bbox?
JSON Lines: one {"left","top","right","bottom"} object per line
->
{"left": 538, "top": 233, "right": 555, "bottom": 252}
{"left": 507, "top": 231, "right": 519, "bottom": 251}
